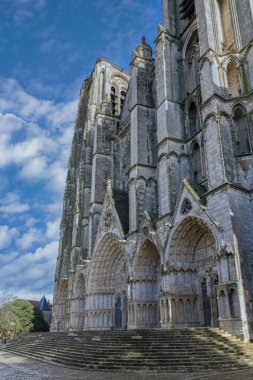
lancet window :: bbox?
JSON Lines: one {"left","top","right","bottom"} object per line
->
{"left": 192, "top": 142, "right": 202, "bottom": 184}
{"left": 227, "top": 62, "right": 241, "bottom": 97}
{"left": 120, "top": 91, "right": 126, "bottom": 113}
{"left": 188, "top": 101, "right": 199, "bottom": 136}
{"left": 179, "top": 0, "right": 196, "bottom": 21}
{"left": 185, "top": 31, "right": 200, "bottom": 94}
{"left": 216, "top": 0, "right": 235, "bottom": 52}
{"left": 111, "top": 86, "right": 117, "bottom": 115}
{"left": 232, "top": 106, "right": 251, "bottom": 156}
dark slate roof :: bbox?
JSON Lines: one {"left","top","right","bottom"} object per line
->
{"left": 147, "top": 211, "right": 158, "bottom": 230}
{"left": 112, "top": 188, "right": 129, "bottom": 235}
{"left": 188, "top": 180, "right": 207, "bottom": 206}
{"left": 37, "top": 295, "right": 51, "bottom": 312}
{"left": 27, "top": 300, "right": 39, "bottom": 307}
{"left": 179, "top": 0, "right": 195, "bottom": 20}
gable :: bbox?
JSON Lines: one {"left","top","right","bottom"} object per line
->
{"left": 94, "top": 182, "right": 129, "bottom": 250}
{"left": 173, "top": 179, "right": 207, "bottom": 225}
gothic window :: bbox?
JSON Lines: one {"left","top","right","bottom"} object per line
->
{"left": 192, "top": 142, "right": 202, "bottom": 184}
{"left": 185, "top": 31, "right": 200, "bottom": 94}
{"left": 99, "top": 69, "right": 105, "bottom": 104}
{"left": 120, "top": 91, "right": 126, "bottom": 113}
{"left": 179, "top": 0, "right": 196, "bottom": 21}
{"left": 232, "top": 107, "right": 251, "bottom": 156}
{"left": 145, "top": 179, "right": 157, "bottom": 214}
{"left": 188, "top": 102, "right": 199, "bottom": 136}
{"left": 111, "top": 86, "right": 117, "bottom": 115}
{"left": 216, "top": 0, "right": 235, "bottom": 52}
{"left": 227, "top": 62, "right": 241, "bottom": 97}
{"left": 181, "top": 198, "right": 192, "bottom": 215}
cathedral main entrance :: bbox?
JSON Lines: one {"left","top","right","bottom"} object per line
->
{"left": 161, "top": 217, "right": 219, "bottom": 328}
{"left": 128, "top": 240, "right": 160, "bottom": 329}
{"left": 85, "top": 234, "right": 128, "bottom": 330}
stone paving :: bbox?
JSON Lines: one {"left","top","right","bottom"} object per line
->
{"left": 1, "top": 350, "right": 253, "bottom": 380}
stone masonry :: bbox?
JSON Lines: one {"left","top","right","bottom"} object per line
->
{"left": 51, "top": 0, "right": 253, "bottom": 341}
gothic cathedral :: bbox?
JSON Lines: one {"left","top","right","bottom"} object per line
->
{"left": 51, "top": 0, "right": 253, "bottom": 341}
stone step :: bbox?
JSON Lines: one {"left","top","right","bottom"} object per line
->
{"left": 7, "top": 343, "right": 247, "bottom": 356}
{"left": 5, "top": 328, "right": 253, "bottom": 373}
{"left": 8, "top": 346, "right": 247, "bottom": 359}
{"left": 7, "top": 348, "right": 250, "bottom": 367}
{"left": 6, "top": 350, "right": 249, "bottom": 372}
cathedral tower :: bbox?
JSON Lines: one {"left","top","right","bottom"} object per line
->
{"left": 52, "top": 1, "right": 253, "bottom": 341}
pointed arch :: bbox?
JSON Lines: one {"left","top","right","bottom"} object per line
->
{"left": 184, "top": 29, "right": 200, "bottom": 94}
{"left": 86, "top": 233, "right": 128, "bottom": 329}
{"left": 188, "top": 101, "right": 199, "bottom": 136}
{"left": 71, "top": 273, "right": 86, "bottom": 330}
{"left": 129, "top": 239, "right": 161, "bottom": 328}
{"left": 232, "top": 105, "right": 251, "bottom": 156}
{"left": 191, "top": 141, "right": 202, "bottom": 184}
{"left": 216, "top": 0, "right": 235, "bottom": 52}
{"left": 227, "top": 61, "right": 241, "bottom": 97}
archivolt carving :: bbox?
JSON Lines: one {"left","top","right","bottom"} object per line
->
{"left": 88, "top": 233, "right": 128, "bottom": 294}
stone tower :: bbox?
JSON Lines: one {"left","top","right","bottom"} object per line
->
{"left": 52, "top": 1, "right": 253, "bottom": 341}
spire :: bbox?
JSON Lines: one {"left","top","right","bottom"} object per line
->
{"left": 131, "top": 36, "right": 152, "bottom": 66}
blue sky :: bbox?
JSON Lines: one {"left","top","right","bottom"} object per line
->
{"left": 0, "top": 0, "right": 162, "bottom": 302}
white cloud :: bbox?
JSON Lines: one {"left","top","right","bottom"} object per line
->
{"left": 0, "top": 192, "right": 30, "bottom": 215}
{"left": 0, "top": 78, "right": 78, "bottom": 192}
{"left": 3, "top": 0, "right": 46, "bottom": 26}
{"left": 0, "top": 240, "right": 58, "bottom": 300}
{"left": 0, "top": 113, "right": 24, "bottom": 133}
{"left": 0, "top": 78, "right": 78, "bottom": 129}
{"left": 16, "top": 227, "right": 43, "bottom": 250}
{"left": 25, "top": 217, "right": 39, "bottom": 228}
{"left": 46, "top": 219, "right": 60, "bottom": 240}
{"left": 0, "top": 225, "right": 18, "bottom": 249}
{"left": 20, "top": 156, "right": 48, "bottom": 178}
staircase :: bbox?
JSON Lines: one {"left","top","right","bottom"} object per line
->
{"left": 4, "top": 328, "right": 253, "bottom": 372}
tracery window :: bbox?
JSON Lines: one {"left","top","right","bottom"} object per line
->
{"left": 185, "top": 30, "right": 200, "bottom": 94}
{"left": 188, "top": 102, "right": 199, "bottom": 136}
{"left": 232, "top": 107, "right": 251, "bottom": 156}
{"left": 216, "top": 0, "right": 235, "bottom": 52}
{"left": 192, "top": 142, "right": 202, "bottom": 184}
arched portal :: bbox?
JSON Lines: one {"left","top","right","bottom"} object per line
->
{"left": 85, "top": 234, "right": 128, "bottom": 330}
{"left": 163, "top": 217, "right": 219, "bottom": 328}
{"left": 128, "top": 240, "right": 160, "bottom": 329}
{"left": 56, "top": 280, "right": 68, "bottom": 331}
{"left": 70, "top": 273, "right": 85, "bottom": 330}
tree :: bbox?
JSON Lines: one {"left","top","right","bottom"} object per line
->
{"left": 32, "top": 307, "right": 49, "bottom": 332}
{"left": 12, "top": 300, "right": 34, "bottom": 334}
{"left": 0, "top": 303, "right": 22, "bottom": 339}
{"left": 0, "top": 299, "right": 49, "bottom": 339}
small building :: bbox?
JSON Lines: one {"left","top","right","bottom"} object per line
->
{"left": 28, "top": 296, "right": 52, "bottom": 325}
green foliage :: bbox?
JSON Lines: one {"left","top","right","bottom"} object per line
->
{"left": 32, "top": 308, "right": 49, "bottom": 332}
{"left": 0, "top": 299, "right": 49, "bottom": 339}
{"left": 12, "top": 300, "right": 34, "bottom": 334}
{"left": 0, "top": 303, "right": 22, "bottom": 339}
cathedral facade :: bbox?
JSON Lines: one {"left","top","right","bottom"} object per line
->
{"left": 51, "top": 0, "right": 253, "bottom": 341}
